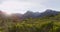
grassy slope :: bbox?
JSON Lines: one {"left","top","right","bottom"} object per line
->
{"left": 0, "top": 14, "right": 60, "bottom": 32}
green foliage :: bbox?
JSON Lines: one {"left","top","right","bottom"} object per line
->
{"left": 0, "top": 13, "right": 60, "bottom": 32}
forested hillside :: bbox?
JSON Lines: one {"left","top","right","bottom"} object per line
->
{"left": 0, "top": 10, "right": 60, "bottom": 32}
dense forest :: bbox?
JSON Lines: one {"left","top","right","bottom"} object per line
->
{"left": 0, "top": 10, "right": 60, "bottom": 32}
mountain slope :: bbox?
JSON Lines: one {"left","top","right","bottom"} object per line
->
{"left": 23, "top": 9, "right": 60, "bottom": 18}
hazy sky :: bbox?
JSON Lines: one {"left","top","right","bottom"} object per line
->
{"left": 0, "top": 0, "right": 60, "bottom": 14}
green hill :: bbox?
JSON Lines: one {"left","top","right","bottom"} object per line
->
{"left": 0, "top": 10, "right": 60, "bottom": 32}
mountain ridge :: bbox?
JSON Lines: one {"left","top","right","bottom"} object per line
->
{"left": 12, "top": 9, "right": 60, "bottom": 19}
{"left": 0, "top": 9, "right": 60, "bottom": 19}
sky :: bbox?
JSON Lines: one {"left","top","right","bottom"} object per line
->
{"left": 0, "top": 0, "right": 60, "bottom": 14}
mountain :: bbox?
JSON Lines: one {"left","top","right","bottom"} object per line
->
{"left": 0, "top": 9, "right": 59, "bottom": 19}
{"left": 23, "top": 11, "right": 40, "bottom": 18}
{"left": 10, "top": 13, "right": 23, "bottom": 19}
{"left": 38, "top": 9, "right": 60, "bottom": 17}
{"left": 23, "top": 11, "right": 34, "bottom": 18}
{"left": 23, "top": 9, "right": 60, "bottom": 18}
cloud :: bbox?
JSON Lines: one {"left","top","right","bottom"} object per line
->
{"left": 0, "top": 0, "right": 47, "bottom": 14}
{"left": 41, "top": 0, "right": 60, "bottom": 11}
{"left": 0, "top": 0, "right": 59, "bottom": 14}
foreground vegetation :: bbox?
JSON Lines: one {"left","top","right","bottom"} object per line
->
{"left": 0, "top": 13, "right": 60, "bottom": 32}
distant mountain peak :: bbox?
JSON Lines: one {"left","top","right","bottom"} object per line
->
{"left": 25, "top": 11, "right": 33, "bottom": 14}
{"left": 45, "top": 9, "right": 54, "bottom": 12}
